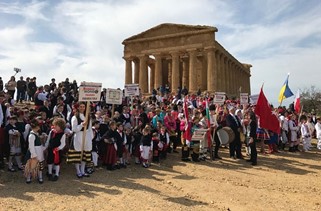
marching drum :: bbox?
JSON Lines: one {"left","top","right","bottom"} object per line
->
{"left": 217, "top": 128, "right": 229, "bottom": 145}
{"left": 223, "top": 127, "right": 235, "bottom": 143}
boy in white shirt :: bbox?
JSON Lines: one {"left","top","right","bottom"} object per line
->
{"left": 315, "top": 117, "right": 321, "bottom": 150}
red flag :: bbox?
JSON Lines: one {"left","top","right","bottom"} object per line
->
{"left": 183, "top": 98, "right": 192, "bottom": 140}
{"left": 294, "top": 90, "right": 301, "bottom": 114}
{"left": 255, "top": 88, "right": 280, "bottom": 134}
{"left": 205, "top": 99, "right": 212, "bottom": 148}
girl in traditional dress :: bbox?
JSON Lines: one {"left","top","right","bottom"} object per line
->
{"left": 289, "top": 114, "right": 300, "bottom": 152}
{"left": 300, "top": 115, "right": 311, "bottom": 152}
{"left": 102, "top": 121, "right": 118, "bottom": 171}
{"left": 315, "top": 118, "right": 321, "bottom": 150}
{"left": 25, "top": 119, "right": 45, "bottom": 184}
{"left": 5, "top": 116, "right": 23, "bottom": 172}
{"left": 140, "top": 127, "right": 152, "bottom": 168}
{"left": 67, "top": 102, "right": 93, "bottom": 178}
{"left": 45, "top": 118, "right": 66, "bottom": 181}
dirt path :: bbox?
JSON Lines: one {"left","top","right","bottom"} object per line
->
{"left": 1, "top": 143, "right": 321, "bottom": 211}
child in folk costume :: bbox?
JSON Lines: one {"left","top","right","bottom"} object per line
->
{"left": 116, "top": 123, "right": 127, "bottom": 168}
{"left": 199, "top": 110, "right": 210, "bottom": 161}
{"left": 151, "top": 132, "right": 160, "bottom": 163}
{"left": 67, "top": 102, "right": 93, "bottom": 178}
{"left": 279, "top": 111, "right": 289, "bottom": 150}
{"left": 289, "top": 114, "right": 300, "bottom": 152}
{"left": 307, "top": 116, "right": 315, "bottom": 149}
{"left": 300, "top": 115, "right": 311, "bottom": 152}
{"left": 132, "top": 126, "right": 142, "bottom": 164}
{"left": 45, "top": 118, "right": 66, "bottom": 181}
{"left": 91, "top": 120, "right": 100, "bottom": 169}
{"left": 159, "top": 126, "right": 170, "bottom": 159}
{"left": 5, "top": 116, "right": 23, "bottom": 172}
{"left": 164, "top": 108, "right": 178, "bottom": 153}
{"left": 315, "top": 118, "right": 321, "bottom": 150}
{"left": 102, "top": 121, "right": 118, "bottom": 171}
{"left": 191, "top": 117, "right": 202, "bottom": 162}
{"left": 124, "top": 127, "right": 133, "bottom": 165}
{"left": 180, "top": 113, "right": 192, "bottom": 162}
{"left": 140, "top": 127, "right": 152, "bottom": 168}
{"left": 25, "top": 119, "right": 45, "bottom": 184}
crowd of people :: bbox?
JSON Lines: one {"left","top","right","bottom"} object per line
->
{"left": 0, "top": 75, "right": 320, "bottom": 184}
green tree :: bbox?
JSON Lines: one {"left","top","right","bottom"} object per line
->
{"left": 301, "top": 86, "right": 321, "bottom": 115}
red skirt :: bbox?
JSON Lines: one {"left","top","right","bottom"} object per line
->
{"left": 256, "top": 128, "right": 269, "bottom": 140}
{"left": 103, "top": 143, "right": 117, "bottom": 165}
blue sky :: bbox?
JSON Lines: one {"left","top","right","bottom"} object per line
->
{"left": 0, "top": 0, "right": 320, "bottom": 106}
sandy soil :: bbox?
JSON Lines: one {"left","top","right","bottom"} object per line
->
{"left": 1, "top": 141, "right": 321, "bottom": 211}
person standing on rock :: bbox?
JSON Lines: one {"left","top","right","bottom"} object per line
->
{"left": 16, "top": 76, "right": 27, "bottom": 103}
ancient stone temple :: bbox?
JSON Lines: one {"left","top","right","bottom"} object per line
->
{"left": 122, "top": 23, "right": 251, "bottom": 96}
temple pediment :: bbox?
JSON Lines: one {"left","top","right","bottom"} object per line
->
{"left": 123, "top": 23, "right": 217, "bottom": 43}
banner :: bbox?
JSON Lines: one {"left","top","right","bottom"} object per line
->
{"left": 124, "top": 84, "right": 140, "bottom": 97}
{"left": 240, "top": 93, "right": 249, "bottom": 105}
{"left": 106, "top": 88, "right": 123, "bottom": 105}
{"left": 78, "top": 82, "right": 102, "bottom": 101}
{"left": 214, "top": 92, "right": 226, "bottom": 104}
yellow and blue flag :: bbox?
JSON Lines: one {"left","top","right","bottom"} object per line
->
{"left": 278, "top": 74, "right": 294, "bottom": 103}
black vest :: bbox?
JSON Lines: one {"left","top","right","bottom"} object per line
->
{"left": 1, "top": 104, "right": 7, "bottom": 127}
{"left": 48, "top": 130, "right": 64, "bottom": 149}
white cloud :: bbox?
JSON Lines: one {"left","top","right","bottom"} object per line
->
{"left": 0, "top": 0, "right": 48, "bottom": 21}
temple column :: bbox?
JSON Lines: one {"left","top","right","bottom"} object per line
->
{"left": 170, "top": 51, "right": 180, "bottom": 92}
{"left": 154, "top": 53, "right": 162, "bottom": 90}
{"left": 228, "top": 60, "right": 232, "bottom": 95}
{"left": 124, "top": 57, "right": 132, "bottom": 84}
{"left": 167, "top": 59, "right": 172, "bottom": 88}
{"left": 220, "top": 54, "right": 225, "bottom": 92}
{"left": 215, "top": 52, "right": 220, "bottom": 91}
{"left": 224, "top": 57, "right": 229, "bottom": 94}
{"left": 134, "top": 59, "right": 140, "bottom": 84}
{"left": 240, "top": 68, "right": 245, "bottom": 92}
{"left": 231, "top": 63, "right": 235, "bottom": 96}
{"left": 182, "top": 56, "right": 189, "bottom": 89}
{"left": 149, "top": 64, "right": 155, "bottom": 92}
{"left": 205, "top": 46, "right": 217, "bottom": 92}
{"left": 238, "top": 66, "right": 242, "bottom": 93}
{"left": 246, "top": 72, "right": 251, "bottom": 94}
{"left": 138, "top": 54, "right": 148, "bottom": 93}
{"left": 188, "top": 49, "right": 197, "bottom": 93}
{"left": 235, "top": 66, "right": 238, "bottom": 94}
